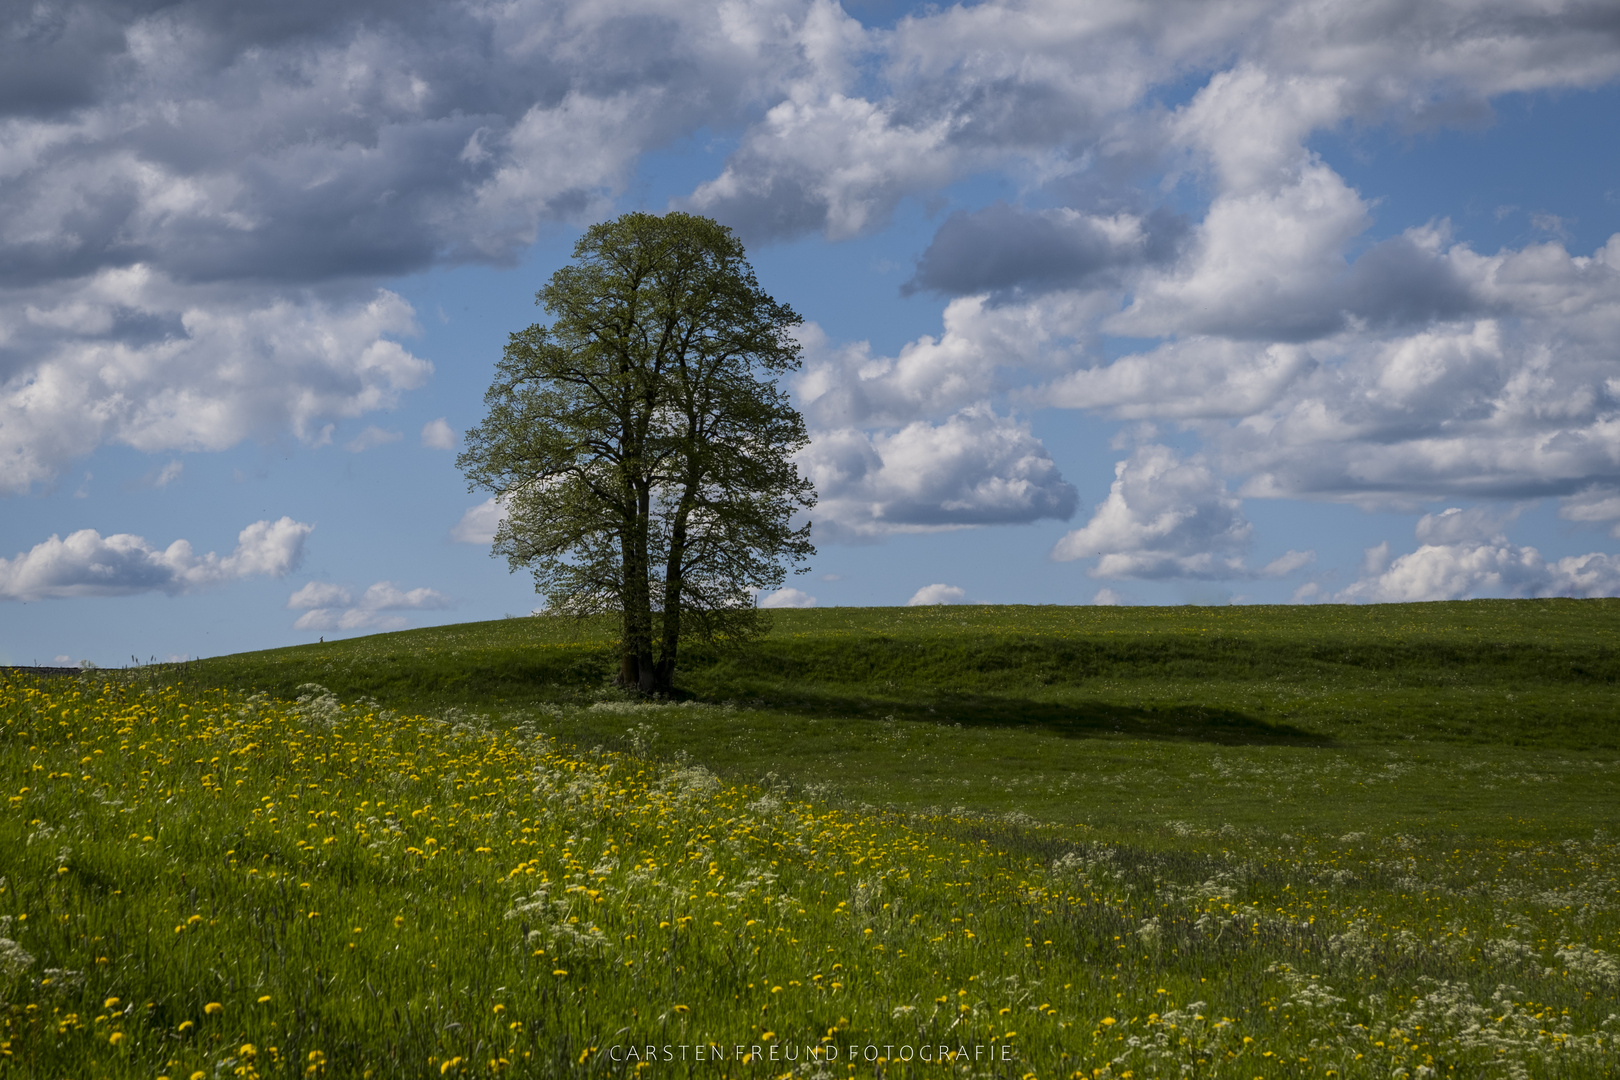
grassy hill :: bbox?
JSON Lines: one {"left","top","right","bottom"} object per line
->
{"left": 172, "top": 600, "right": 1620, "bottom": 837}
{"left": 183, "top": 600, "right": 1620, "bottom": 742}
{"left": 4, "top": 601, "right": 1617, "bottom": 1077}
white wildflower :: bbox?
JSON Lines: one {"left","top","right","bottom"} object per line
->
{"left": 1555, "top": 944, "right": 1620, "bottom": 990}
{"left": 0, "top": 937, "right": 34, "bottom": 980}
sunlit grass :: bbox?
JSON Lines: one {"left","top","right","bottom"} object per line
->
{"left": 2, "top": 671, "right": 1617, "bottom": 1077}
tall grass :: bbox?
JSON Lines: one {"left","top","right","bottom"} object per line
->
{"left": 2, "top": 672, "right": 1616, "bottom": 1078}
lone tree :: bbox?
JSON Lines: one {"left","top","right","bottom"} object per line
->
{"left": 458, "top": 212, "right": 815, "bottom": 694}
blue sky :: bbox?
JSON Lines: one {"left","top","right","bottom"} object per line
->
{"left": 4, "top": 0, "right": 1620, "bottom": 665}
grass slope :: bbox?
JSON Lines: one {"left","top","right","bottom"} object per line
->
{"left": 184, "top": 601, "right": 1620, "bottom": 746}
{"left": 174, "top": 601, "right": 1620, "bottom": 836}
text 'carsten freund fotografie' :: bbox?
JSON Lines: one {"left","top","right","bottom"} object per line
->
{"left": 606, "top": 1042, "right": 1018, "bottom": 1065}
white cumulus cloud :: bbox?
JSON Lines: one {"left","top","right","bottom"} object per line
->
{"left": 0, "top": 0, "right": 866, "bottom": 490}
{"left": 1260, "top": 550, "right": 1316, "bottom": 577}
{"left": 421, "top": 418, "right": 456, "bottom": 450}
{"left": 907, "top": 583, "right": 966, "bottom": 606}
{"left": 1337, "top": 507, "right": 1620, "bottom": 601}
{"left": 1051, "top": 445, "right": 1252, "bottom": 579}
{"left": 286, "top": 581, "right": 354, "bottom": 610}
{"left": 1560, "top": 486, "right": 1620, "bottom": 538}
{"left": 1, "top": 276, "right": 429, "bottom": 493}
{"left": 687, "top": 1, "right": 1620, "bottom": 247}
{"left": 0, "top": 517, "right": 312, "bottom": 601}
{"left": 452, "top": 497, "right": 508, "bottom": 545}
{"left": 1339, "top": 543, "right": 1620, "bottom": 603}
{"left": 802, "top": 406, "right": 1078, "bottom": 539}
{"left": 289, "top": 579, "right": 452, "bottom": 632}
{"left": 759, "top": 586, "right": 817, "bottom": 609}
{"left": 796, "top": 297, "right": 1095, "bottom": 430}
{"left": 10, "top": 0, "right": 1620, "bottom": 592}
{"left": 1413, "top": 505, "right": 1522, "bottom": 546}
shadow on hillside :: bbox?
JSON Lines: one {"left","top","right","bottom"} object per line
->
{"left": 733, "top": 686, "right": 1330, "bottom": 747}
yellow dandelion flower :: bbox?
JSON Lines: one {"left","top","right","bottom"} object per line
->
{"left": 204, "top": 1002, "right": 222, "bottom": 1015}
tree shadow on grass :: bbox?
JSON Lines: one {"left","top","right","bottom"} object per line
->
{"left": 721, "top": 685, "right": 1331, "bottom": 747}
{"left": 173, "top": 645, "right": 1327, "bottom": 747}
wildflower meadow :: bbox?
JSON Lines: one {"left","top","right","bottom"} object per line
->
{"left": 2, "top": 663, "right": 1616, "bottom": 1078}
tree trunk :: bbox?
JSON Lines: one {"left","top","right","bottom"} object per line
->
{"left": 650, "top": 620, "right": 678, "bottom": 695}
{"left": 655, "top": 496, "right": 692, "bottom": 696}
{"left": 619, "top": 485, "right": 657, "bottom": 692}
{"left": 652, "top": 656, "right": 676, "bottom": 695}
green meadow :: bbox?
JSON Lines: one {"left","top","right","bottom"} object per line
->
{"left": 1, "top": 600, "right": 1616, "bottom": 1078}
{"left": 182, "top": 600, "right": 1620, "bottom": 835}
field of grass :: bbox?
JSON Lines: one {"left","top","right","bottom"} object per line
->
{"left": 175, "top": 601, "right": 1620, "bottom": 835}
{"left": 2, "top": 601, "right": 1618, "bottom": 1077}
{"left": 179, "top": 600, "right": 1620, "bottom": 746}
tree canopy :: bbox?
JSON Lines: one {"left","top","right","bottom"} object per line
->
{"left": 457, "top": 212, "right": 815, "bottom": 694}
